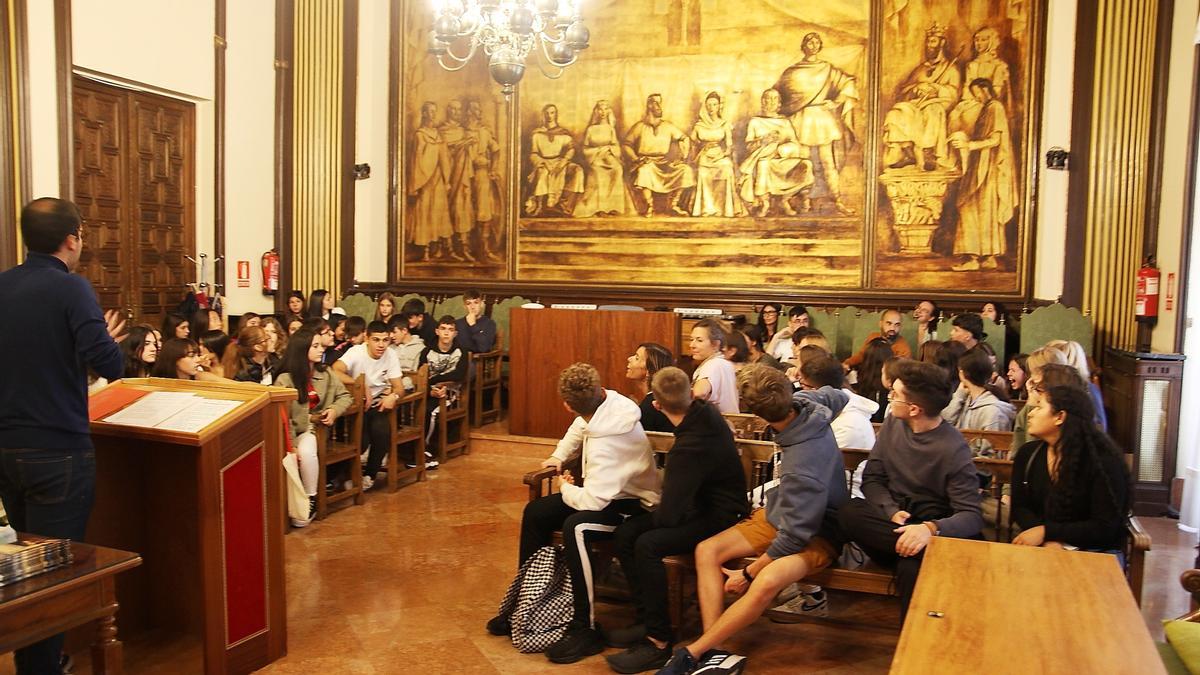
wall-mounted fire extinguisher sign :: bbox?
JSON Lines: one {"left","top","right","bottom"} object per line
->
{"left": 261, "top": 250, "right": 280, "bottom": 295}
{"left": 1135, "top": 256, "right": 1160, "bottom": 323}
{"left": 236, "top": 260, "right": 251, "bottom": 288}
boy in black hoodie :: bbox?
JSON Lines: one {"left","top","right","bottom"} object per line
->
{"left": 606, "top": 368, "right": 749, "bottom": 673}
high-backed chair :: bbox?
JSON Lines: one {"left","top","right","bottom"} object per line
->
{"left": 434, "top": 380, "right": 471, "bottom": 463}
{"left": 722, "top": 412, "right": 771, "bottom": 441}
{"left": 313, "top": 374, "right": 366, "bottom": 519}
{"left": 385, "top": 365, "right": 428, "bottom": 491}
{"left": 470, "top": 348, "right": 504, "bottom": 427}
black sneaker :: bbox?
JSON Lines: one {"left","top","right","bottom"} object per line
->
{"left": 604, "top": 623, "right": 648, "bottom": 649}
{"left": 655, "top": 648, "right": 699, "bottom": 675}
{"left": 485, "top": 614, "right": 511, "bottom": 637}
{"left": 605, "top": 638, "right": 672, "bottom": 673}
{"left": 545, "top": 626, "right": 605, "bottom": 664}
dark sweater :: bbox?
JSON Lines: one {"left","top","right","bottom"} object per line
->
{"left": 0, "top": 253, "right": 124, "bottom": 449}
{"left": 862, "top": 416, "right": 983, "bottom": 538}
{"left": 1010, "top": 440, "right": 1128, "bottom": 550}
{"left": 639, "top": 392, "right": 675, "bottom": 433}
{"left": 454, "top": 315, "right": 497, "bottom": 353}
{"left": 654, "top": 400, "right": 748, "bottom": 529}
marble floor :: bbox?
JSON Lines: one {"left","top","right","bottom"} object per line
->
{"left": 8, "top": 424, "right": 1199, "bottom": 674}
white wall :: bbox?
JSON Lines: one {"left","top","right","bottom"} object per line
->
{"left": 223, "top": 0, "right": 279, "bottom": 316}
{"left": 25, "top": 0, "right": 60, "bottom": 200}
{"left": 353, "top": 0, "right": 391, "bottom": 284}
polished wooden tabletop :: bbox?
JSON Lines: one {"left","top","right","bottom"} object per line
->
{"left": 891, "top": 537, "right": 1164, "bottom": 674}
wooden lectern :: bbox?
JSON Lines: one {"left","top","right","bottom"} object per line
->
{"left": 86, "top": 378, "right": 293, "bottom": 674}
{"left": 508, "top": 308, "right": 680, "bottom": 438}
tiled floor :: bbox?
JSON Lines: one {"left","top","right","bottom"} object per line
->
{"left": 7, "top": 424, "right": 1198, "bottom": 674}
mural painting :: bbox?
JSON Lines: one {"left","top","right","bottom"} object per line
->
{"left": 398, "top": 0, "right": 1039, "bottom": 296}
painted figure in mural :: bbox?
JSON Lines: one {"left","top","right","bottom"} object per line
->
{"left": 623, "top": 93, "right": 695, "bottom": 217}
{"left": 440, "top": 99, "right": 476, "bottom": 261}
{"left": 573, "top": 100, "right": 634, "bottom": 217}
{"left": 463, "top": 100, "right": 504, "bottom": 262}
{"left": 774, "top": 31, "right": 860, "bottom": 215}
{"left": 408, "top": 101, "right": 453, "bottom": 262}
{"left": 949, "top": 78, "right": 1016, "bottom": 271}
{"left": 689, "top": 91, "right": 745, "bottom": 217}
{"left": 739, "top": 89, "right": 812, "bottom": 216}
{"left": 525, "top": 104, "right": 584, "bottom": 217}
{"left": 883, "top": 24, "right": 961, "bottom": 172}
{"left": 948, "top": 27, "right": 1011, "bottom": 168}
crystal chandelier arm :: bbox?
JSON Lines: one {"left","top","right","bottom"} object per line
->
{"left": 537, "top": 35, "right": 576, "bottom": 72}
{"left": 436, "top": 53, "right": 478, "bottom": 72}
{"left": 440, "top": 37, "right": 480, "bottom": 64}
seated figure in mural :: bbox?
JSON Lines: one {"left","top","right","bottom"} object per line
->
{"left": 463, "top": 99, "right": 504, "bottom": 262}
{"left": 441, "top": 99, "right": 476, "bottom": 261}
{"left": 525, "top": 104, "right": 584, "bottom": 217}
{"left": 948, "top": 27, "right": 1011, "bottom": 168}
{"left": 949, "top": 78, "right": 1016, "bottom": 272}
{"left": 573, "top": 100, "right": 634, "bottom": 218}
{"left": 690, "top": 91, "right": 745, "bottom": 218}
{"left": 739, "top": 89, "right": 811, "bottom": 217}
{"left": 883, "top": 24, "right": 961, "bottom": 172}
{"left": 623, "top": 93, "right": 695, "bottom": 217}
{"left": 407, "top": 101, "right": 453, "bottom": 263}
{"left": 774, "top": 31, "right": 859, "bottom": 215}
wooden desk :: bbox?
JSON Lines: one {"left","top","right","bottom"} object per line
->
{"left": 891, "top": 537, "right": 1162, "bottom": 674}
{"left": 1, "top": 540, "right": 141, "bottom": 673}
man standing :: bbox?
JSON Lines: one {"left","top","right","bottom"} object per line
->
{"left": 623, "top": 94, "right": 695, "bottom": 217}
{"left": 883, "top": 24, "right": 961, "bottom": 172}
{"left": 0, "top": 198, "right": 126, "bottom": 674}
{"left": 843, "top": 309, "right": 911, "bottom": 368}
{"left": 774, "top": 32, "right": 860, "bottom": 215}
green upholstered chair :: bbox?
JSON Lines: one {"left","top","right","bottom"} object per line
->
{"left": 1020, "top": 303, "right": 1093, "bottom": 355}
{"left": 338, "top": 292, "right": 376, "bottom": 322}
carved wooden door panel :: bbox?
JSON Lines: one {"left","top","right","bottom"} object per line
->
{"left": 71, "top": 77, "right": 195, "bottom": 328}
{"left": 128, "top": 90, "right": 194, "bottom": 329}
{"left": 73, "top": 78, "right": 129, "bottom": 314}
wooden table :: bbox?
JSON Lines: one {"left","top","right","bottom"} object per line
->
{"left": 0, "top": 539, "right": 141, "bottom": 674}
{"left": 891, "top": 537, "right": 1163, "bottom": 674}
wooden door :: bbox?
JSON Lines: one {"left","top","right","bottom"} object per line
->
{"left": 72, "top": 76, "right": 195, "bottom": 327}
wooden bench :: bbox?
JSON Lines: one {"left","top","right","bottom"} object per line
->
{"left": 312, "top": 374, "right": 366, "bottom": 519}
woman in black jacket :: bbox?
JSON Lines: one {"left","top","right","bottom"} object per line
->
{"left": 1011, "top": 384, "right": 1130, "bottom": 551}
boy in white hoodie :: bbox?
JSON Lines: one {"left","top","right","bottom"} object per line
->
{"left": 487, "top": 363, "right": 661, "bottom": 665}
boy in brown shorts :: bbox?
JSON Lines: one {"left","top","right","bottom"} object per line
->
{"left": 656, "top": 365, "right": 849, "bottom": 675}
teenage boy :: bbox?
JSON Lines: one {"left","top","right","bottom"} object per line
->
{"left": 329, "top": 315, "right": 366, "bottom": 362}
{"left": 455, "top": 288, "right": 497, "bottom": 353}
{"left": 657, "top": 364, "right": 848, "bottom": 675}
{"left": 401, "top": 298, "right": 438, "bottom": 345}
{"left": 606, "top": 367, "right": 748, "bottom": 673}
{"left": 388, "top": 315, "right": 426, "bottom": 391}
{"left": 487, "top": 363, "right": 661, "bottom": 665}
{"left": 418, "top": 316, "right": 468, "bottom": 469}
{"left": 838, "top": 360, "right": 983, "bottom": 616}
{"left": 333, "top": 321, "right": 404, "bottom": 491}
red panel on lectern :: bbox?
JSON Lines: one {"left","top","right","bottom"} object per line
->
{"left": 221, "top": 446, "right": 267, "bottom": 645}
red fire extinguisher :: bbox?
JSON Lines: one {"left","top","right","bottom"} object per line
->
{"left": 261, "top": 249, "right": 280, "bottom": 296}
{"left": 1135, "top": 257, "right": 1160, "bottom": 322}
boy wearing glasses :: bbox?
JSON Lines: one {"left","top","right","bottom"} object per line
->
{"left": 837, "top": 360, "right": 982, "bottom": 617}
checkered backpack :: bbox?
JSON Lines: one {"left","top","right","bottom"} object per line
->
{"left": 496, "top": 545, "right": 574, "bottom": 653}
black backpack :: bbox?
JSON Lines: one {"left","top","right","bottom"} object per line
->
{"left": 496, "top": 545, "right": 574, "bottom": 653}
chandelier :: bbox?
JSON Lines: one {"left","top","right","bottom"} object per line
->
{"left": 427, "top": 0, "right": 590, "bottom": 97}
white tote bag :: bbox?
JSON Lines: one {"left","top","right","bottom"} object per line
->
{"left": 281, "top": 452, "right": 311, "bottom": 525}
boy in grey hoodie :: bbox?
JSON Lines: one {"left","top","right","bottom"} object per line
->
{"left": 656, "top": 365, "right": 848, "bottom": 675}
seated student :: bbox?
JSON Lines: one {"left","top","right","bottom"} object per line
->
{"left": 689, "top": 318, "right": 739, "bottom": 414}
{"left": 286, "top": 317, "right": 304, "bottom": 336}
{"left": 851, "top": 338, "right": 893, "bottom": 423}
{"left": 722, "top": 330, "right": 751, "bottom": 373}
{"left": 455, "top": 288, "right": 497, "bottom": 353}
{"left": 415, "top": 316, "right": 468, "bottom": 469}
{"left": 913, "top": 299, "right": 940, "bottom": 345}
{"left": 223, "top": 326, "right": 278, "bottom": 384}
{"left": 285, "top": 289, "right": 307, "bottom": 324}
{"left": 800, "top": 355, "right": 877, "bottom": 451}
{"left": 374, "top": 291, "right": 398, "bottom": 324}
{"left": 1006, "top": 353, "right": 1030, "bottom": 401}
{"left": 656, "top": 365, "right": 848, "bottom": 675}
{"left": 741, "top": 326, "right": 785, "bottom": 372}
{"left": 1011, "top": 346, "right": 1070, "bottom": 448}
{"left": 162, "top": 312, "right": 190, "bottom": 340}
{"left": 765, "top": 304, "right": 810, "bottom": 361}
{"left": 122, "top": 324, "right": 160, "bottom": 378}
{"left": 785, "top": 342, "right": 830, "bottom": 386}
{"left": 843, "top": 309, "right": 912, "bottom": 369}
{"left": 754, "top": 303, "right": 783, "bottom": 347}
{"left": 197, "top": 330, "right": 231, "bottom": 379}
{"left": 606, "top": 368, "right": 748, "bottom": 673}
{"left": 625, "top": 342, "right": 676, "bottom": 433}
{"left": 401, "top": 298, "right": 438, "bottom": 345}
{"left": 1044, "top": 339, "right": 1108, "bottom": 432}
{"left": 236, "top": 312, "right": 262, "bottom": 333}
{"left": 275, "top": 328, "right": 352, "bottom": 527}
{"left": 330, "top": 315, "right": 366, "bottom": 363}
{"left": 262, "top": 316, "right": 288, "bottom": 361}
{"left": 949, "top": 312, "right": 984, "bottom": 350}
{"left": 838, "top": 361, "right": 983, "bottom": 617}
{"left": 486, "top": 364, "right": 660, "bottom": 665}
{"left": 932, "top": 339, "right": 967, "bottom": 386}
{"left": 332, "top": 321, "right": 404, "bottom": 491}
{"left": 942, "top": 347, "right": 1015, "bottom": 441}
{"left": 1011, "top": 384, "right": 1130, "bottom": 552}
{"left": 301, "top": 317, "right": 338, "bottom": 365}
{"left": 308, "top": 289, "right": 336, "bottom": 322}
{"left": 389, "top": 315, "right": 426, "bottom": 387}
{"left": 151, "top": 338, "right": 202, "bottom": 379}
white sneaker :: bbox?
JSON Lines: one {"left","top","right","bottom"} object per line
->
{"left": 769, "top": 588, "right": 828, "bottom": 622}
{"left": 361, "top": 475, "right": 374, "bottom": 491}
{"left": 774, "top": 582, "right": 822, "bottom": 604}
{"left": 426, "top": 459, "right": 439, "bottom": 470}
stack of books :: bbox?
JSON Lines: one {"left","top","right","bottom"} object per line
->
{"left": 0, "top": 537, "right": 73, "bottom": 587}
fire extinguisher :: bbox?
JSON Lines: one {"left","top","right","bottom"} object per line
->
{"left": 1135, "top": 256, "right": 1160, "bottom": 322}
{"left": 261, "top": 249, "right": 280, "bottom": 296}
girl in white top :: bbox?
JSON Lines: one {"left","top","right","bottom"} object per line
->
{"left": 689, "top": 318, "right": 739, "bottom": 413}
